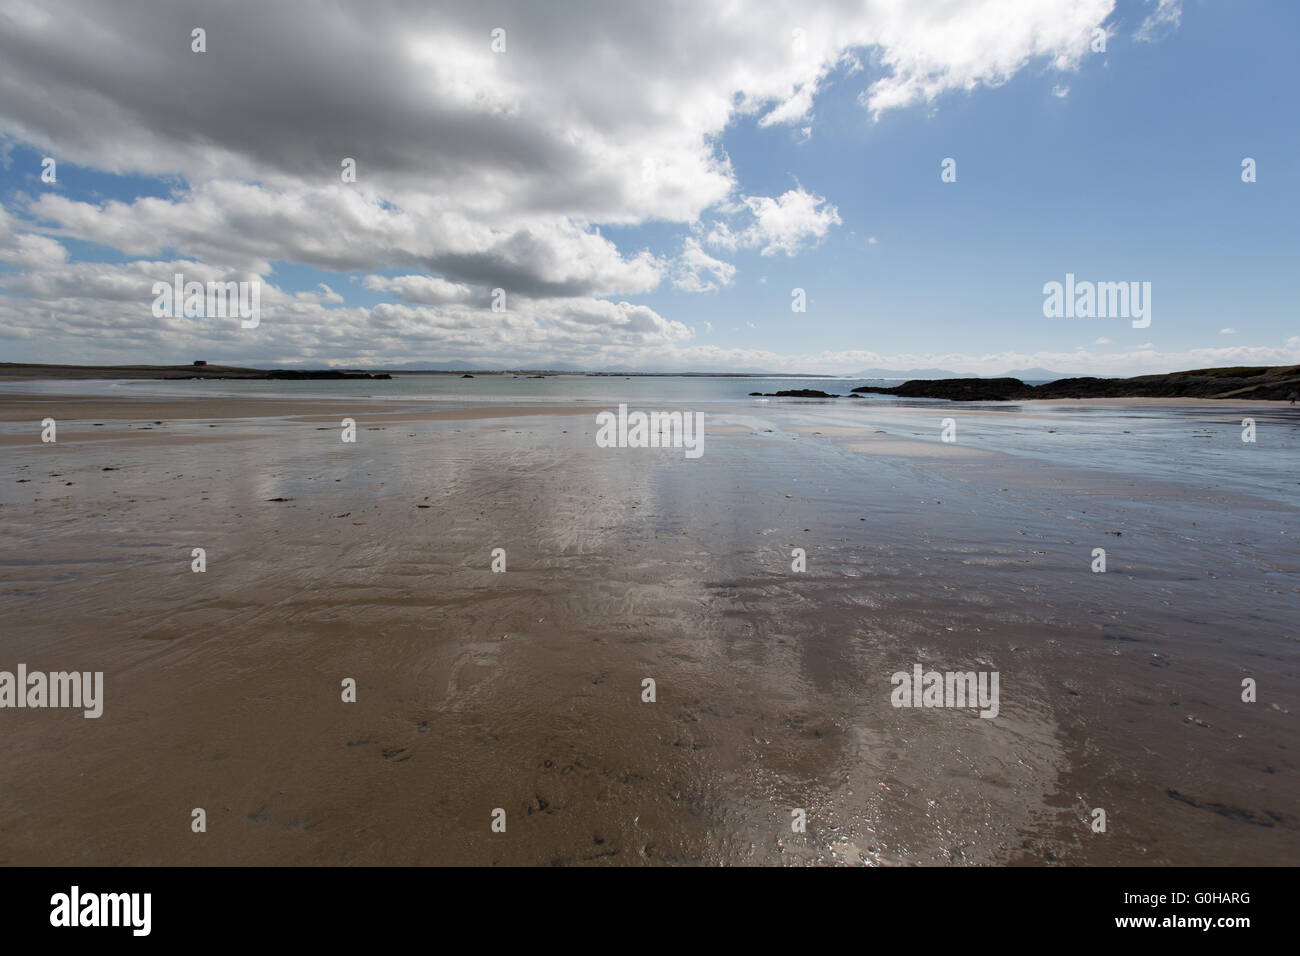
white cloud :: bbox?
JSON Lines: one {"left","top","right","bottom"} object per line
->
{"left": 0, "top": 0, "right": 1165, "bottom": 367}
{"left": 1219, "top": 328, "right": 1237, "bottom": 335}
{"left": 856, "top": 0, "right": 1114, "bottom": 117}
{"left": 364, "top": 274, "right": 473, "bottom": 306}
{"left": 671, "top": 238, "right": 736, "bottom": 293}
{"left": 0, "top": 0, "right": 1119, "bottom": 224}
{"left": 9, "top": 250, "right": 1289, "bottom": 376}
{"left": 0, "top": 0, "right": 1119, "bottom": 231}
{"left": 759, "top": 84, "right": 819, "bottom": 128}
{"left": 295, "top": 284, "right": 345, "bottom": 305}
{"left": 1135, "top": 0, "right": 1182, "bottom": 44}
{"left": 0, "top": 205, "right": 68, "bottom": 269}
{"left": 706, "top": 188, "right": 842, "bottom": 257}
{"left": 0, "top": 257, "right": 693, "bottom": 365}
{"left": 25, "top": 183, "right": 665, "bottom": 298}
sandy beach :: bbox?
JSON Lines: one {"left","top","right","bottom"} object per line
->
{"left": 1, "top": 387, "right": 1295, "bottom": 866}
{"left": 6, "top": 0, "right": 1300, "bottom": 911}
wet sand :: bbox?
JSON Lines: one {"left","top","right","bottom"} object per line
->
{"left": 1, "top": 394, "right": 1296, "bottom": 865}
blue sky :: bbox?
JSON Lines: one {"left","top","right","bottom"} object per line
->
{"left": 1, "top": 0, "right": 1296, "bottom": 374}
{"left": 625, "top": 1, "right": 1299, "bottom": 367}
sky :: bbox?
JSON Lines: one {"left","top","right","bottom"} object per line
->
{"left": 0, "top": 0, "right": 1296, "bottom": 375}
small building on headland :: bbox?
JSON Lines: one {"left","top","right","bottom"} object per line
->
{"left": 192, "top": 360, "right": 207, "bottom": 366}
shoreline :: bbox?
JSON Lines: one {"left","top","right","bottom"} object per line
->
{"left": 1012, "top": 396, "right": 1290, "bottom": 406}
{"left": 0, "top": 389, "right": 1291, "bottom": 426}
{"left": 0, "top": 395, "right": 601, "bottom": 422}
{"left": 3, "top": 361, "right": 1299, "bottom": 406}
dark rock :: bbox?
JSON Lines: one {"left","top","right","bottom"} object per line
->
{"left": 848, "top": 365, "right": 1300, "bottom": 402}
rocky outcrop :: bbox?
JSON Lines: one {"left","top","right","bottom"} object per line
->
{"left": 849, "top": 366, "right": 1300, "bottom": 402}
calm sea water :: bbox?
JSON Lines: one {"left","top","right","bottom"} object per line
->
{"left": 0, "top": 373, "right": 900, "bottom": 404}
{"left": 3, "top": 374, "right": 1298, "bottom": 503}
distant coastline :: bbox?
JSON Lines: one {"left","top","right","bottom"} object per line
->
{"left": 0, "top": 362, "right": 391, "bottom": 381}
{"left": 2, "top": 362, "right": 1298, "bottom": 402}
{"left": 0, "top": 363, "right": 829, "bottom": 381}
{"left": 848, "top": 365, "right": 1300, "bottom": 402}
{"left": 751, "top": 365, "right": 1300, "bottom": 402}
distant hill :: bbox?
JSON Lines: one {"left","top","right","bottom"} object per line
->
{"left": 851, "top": 367, "right": 1074, "bottom": 381}
{"left": 1002, "top": 367, "right": 1074, "bottom": 382}
{"left": 851, "top": 367, "right": 961, "bottom": 379}
{"left": 848, "top": 366, "right": 1300, "bottom": 401}
{"left": 374, "top": 359, "right": 481, "bottom": 371}
{"left": 0, "top": 362, "right": 389, "bottom": 381}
